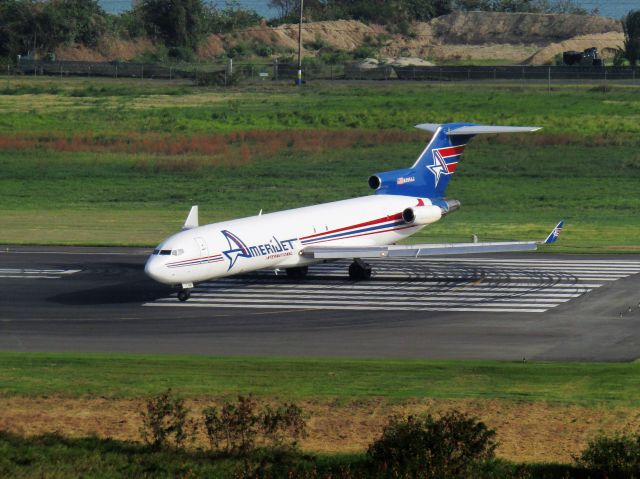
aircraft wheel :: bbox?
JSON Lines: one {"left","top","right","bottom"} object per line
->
{"left": 286, "top": 266, "right": 308, "bottom": 279}
{"left": 348, "top": 261, "right": 372, "bottom": 281}
{"left": 178, "top": 289, "right": 191, "bottom": 302}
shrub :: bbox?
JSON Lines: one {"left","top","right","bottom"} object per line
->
{"left": 261, "top": 402, "right": 307, "bottom": 451}
{"left": 139, "top": 389, "right": 195, "bottom": 449}
{"left": 577, "top": 432, "right": 640, "bottom": 478}
{"left": 203, "top": 395, "right": 307, "bottom": 456}
{"left": 203, "top": 394, "right": 260, "bottom": 455}
{"left": 367, "top": 410, "right": 497, "bottom": 478}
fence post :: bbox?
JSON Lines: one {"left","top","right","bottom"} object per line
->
{"left": 169, "top": 66, "right": 172, "bottom": 80}
{"left": 548, "top": 67, "right": 551, "bottom": 94}
{"left": 141, "top": 64, "right": 144, "bottom": 79}
{"left": 115, "top": 64, "right": 118, "bottom": 78}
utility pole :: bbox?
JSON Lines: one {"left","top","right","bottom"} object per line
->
{"left": 296, "top": 0, "right": 304, "bottom": 85}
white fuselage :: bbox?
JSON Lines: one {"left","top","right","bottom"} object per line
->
{"left": 145, "top": 194, "right": 435, "bottom": 286}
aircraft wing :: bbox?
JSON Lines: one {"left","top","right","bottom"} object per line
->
{"left": 301, "top": 221, "right": 563, "bottom": 260}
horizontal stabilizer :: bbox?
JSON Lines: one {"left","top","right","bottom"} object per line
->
{"left": 183, "top": 205, "right": 199, "bottom": 230}
{"left": 415, "top": 123, "right": 541, "bottom": 135}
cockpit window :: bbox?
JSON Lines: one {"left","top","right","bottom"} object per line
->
{"left": 159, "top": 250, "right": 172, "bottom": 255}
{"left": 171, "top": 249, "right": 184, "bottom": 256}
{"left": 153, "top": 249, "right": 160, "bottom": 255}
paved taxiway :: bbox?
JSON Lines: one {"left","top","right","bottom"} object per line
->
{"left": 1, "top": 246, "right": 640, "bottom": 360}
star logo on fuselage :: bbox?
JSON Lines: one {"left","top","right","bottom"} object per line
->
{"left": 427, "top": 149, "right": 451, "bottom": 186}
{"left": 221, "top": 230, "right": 251, "bottom": 271}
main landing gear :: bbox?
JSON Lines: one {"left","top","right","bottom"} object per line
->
{"left": 348, "top": 258, "right": 372, "bottom": 281}
{"left": 286, "top": 266, "right": 308, "bottom": 279}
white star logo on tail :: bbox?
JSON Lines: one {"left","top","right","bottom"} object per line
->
{"left": 427, "top": 149, "right": 451, "bottom": 186}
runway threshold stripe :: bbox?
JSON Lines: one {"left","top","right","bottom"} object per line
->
{"left": 144, "top": 303, "right": 548, "bottom": 313}
{"left": 0, "top": 269, "right": 80, "bottom": 274}
{"left": 201, "top": 280, "right": 604, "bottom": 289}
{"left": 421, "top": 259, "right": 640, "bottom": 265}
{"left": 193, "top": 287, "right": 588, "bottom": 298}
{"left": 0, "top": 275, "right": 62, "bottom": 279}
{"left": 154, "top": 297, "right": 561, "bottom": 308}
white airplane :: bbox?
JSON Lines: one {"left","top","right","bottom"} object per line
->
{"left": 145, "top": 122, "right": 563, "bottom": 301}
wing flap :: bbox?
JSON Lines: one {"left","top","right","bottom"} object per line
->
{"left": 302, "top": 241, "right": 538, "bottom": 259}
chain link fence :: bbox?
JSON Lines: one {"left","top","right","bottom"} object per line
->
{"left": 4, "top": 60, "right": 639, "bottom": 84}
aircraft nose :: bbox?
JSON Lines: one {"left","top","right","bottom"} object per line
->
{"left": 144, "top": 256, "right": 166, "bottom": 283}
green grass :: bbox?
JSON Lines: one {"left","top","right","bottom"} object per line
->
{"left": 1, "top": 79, "right": 639, "bottom": 250}
{"left": 1, "top": 353, "right": 639, "bottom": 406}
{"left": 0, "top": 431, "right": 579, "bottom": 479}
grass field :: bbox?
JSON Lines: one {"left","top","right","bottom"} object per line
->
{"left": 2, "top": 352, "right": 640, "bottom": 404}
{"left": 1, "top": 353, "right": 640, "bottom": 468}
{"left": 0, "top": 77, "right": 639, "bottom": 251}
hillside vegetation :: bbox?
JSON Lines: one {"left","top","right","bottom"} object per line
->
{"left": 0, "top": 0, "right": 626, "bottom": 65}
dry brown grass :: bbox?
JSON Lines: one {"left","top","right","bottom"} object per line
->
{"left": 0, "top": 130, "right": 423, "bottom": 159}
{"left": 1, "top": 396, "right": 638, "bottom": 463}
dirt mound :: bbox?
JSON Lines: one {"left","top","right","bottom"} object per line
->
{"left": 56, "top": 37, "right": 154, "bottom": 62}
{"left": 428, "top": 11, "right": 621, "bottom": 45}
{"left": 524, "top": 31, "right": 624, "bottom": 65}
{"left": 55, "top": 12, "right": 625, "bottom": 66}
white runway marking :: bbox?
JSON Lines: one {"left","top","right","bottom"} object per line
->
{"left": 144, "top": 258, "right": 640, "bottom": 314}
{"left": 0, "top": 268, "right": 81, "bottom": 279}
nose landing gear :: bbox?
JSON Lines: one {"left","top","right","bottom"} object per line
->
{"left": 348, "top": 258, "right": 372, "bottom": 281}
{"left": 177, "top": 282, "right": 194, "bottom": 302}
{"left": 177, "top": 289, "right": 191, "bottom": 302}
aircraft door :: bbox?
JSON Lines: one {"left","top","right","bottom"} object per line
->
{"left": 195, "top": 237, "right": 208, "bottom": 258}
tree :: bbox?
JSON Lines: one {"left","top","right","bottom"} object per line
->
{"left": 268, "top": 0, "right": 297, "bottom": 20}
{"left": 622, "top": 10, "right": 640, "bottom": 67}
{"left": 139, "top": 0, "right": 204, "bottom": 49}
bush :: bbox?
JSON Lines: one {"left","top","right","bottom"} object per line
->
{"left": 261, "top": 402, "right": 307, "bottom": 450}
{"left": 367, "top": 410, "right": 497, "bottom": 478}
{"left": 577, "top": 432, "right": 640, "bottom": 478}
{"left": 139, "top": 389, "right": 195, "bottom": 449}
{"left": 203, "top": 395, "right": 307, "bottom": 456}
{"left": 204, "top": 394, "right": 260, "bottom": 455}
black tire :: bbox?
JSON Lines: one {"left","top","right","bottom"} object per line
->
{"left": 349, "top": 262, "right": 372, "bottom": 281}
{"left": 286, "top": 266, "right": 308, "bottom": 279}
{"left": 178, "top": 289, "right": 191, "bottom": 302}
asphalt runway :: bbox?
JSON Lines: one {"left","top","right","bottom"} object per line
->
{"left": 1, "top": 245, "right": 640, "bottom": 361}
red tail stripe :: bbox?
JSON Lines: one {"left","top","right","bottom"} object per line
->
{"left": 300, "top": 213, "right": 403, "bottom": 240}
{"left": 437, "top": 145, "right": 465, "bottom": 157}
{"left": 446, "top": 162, "right": 459, "bottom": 173}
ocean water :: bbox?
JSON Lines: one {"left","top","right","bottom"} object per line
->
{"left": 98, "top": 0, "right": 633, "bottom": 19}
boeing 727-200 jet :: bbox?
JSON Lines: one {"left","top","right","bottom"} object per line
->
{"left": 145, "top": 122, "right": 563, "bottom": 301}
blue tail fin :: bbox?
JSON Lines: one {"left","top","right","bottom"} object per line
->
{"left": 369, "top": 122, "right": 540, "bottom": 200}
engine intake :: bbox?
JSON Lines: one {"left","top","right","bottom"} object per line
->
{"left": 368, "top": 175, "right": 381, "bottom": 190}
